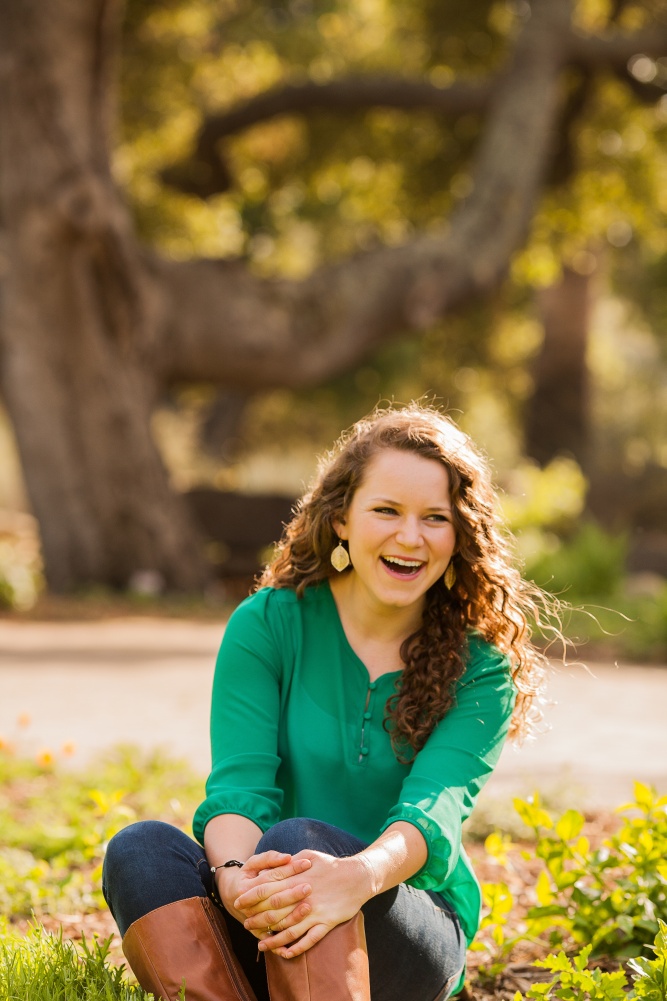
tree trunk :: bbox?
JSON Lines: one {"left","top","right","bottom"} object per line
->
{"left": 524, "top": 264, "right": 592, "bottom": 468}
{"left": 0, "top": 0, "right": 206, "bottom": 591}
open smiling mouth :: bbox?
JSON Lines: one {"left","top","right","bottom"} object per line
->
{"left": 380, "top": 556, "right": 425, "bottom": 578}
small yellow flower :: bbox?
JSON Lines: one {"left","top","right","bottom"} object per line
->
{"left": 36, "top": 748, "right": 55, "bottom": 768}
{"left": 0, "top": 736, "right": 15, "bottom": 754}
{"left": 61, "top": 741, "right": 77, "bottom": 756}
{"left": 17, "top": 712, "right": 31, "bottom": 728}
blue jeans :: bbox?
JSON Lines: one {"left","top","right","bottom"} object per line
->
{"left": 103, "top": 818, "right": 466, "bottom": 1001}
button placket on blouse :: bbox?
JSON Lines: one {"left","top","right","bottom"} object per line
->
{"left": 358, "top": 680, "right": 377, "bottom": 764}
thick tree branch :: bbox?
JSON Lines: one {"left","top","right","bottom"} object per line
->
{"left": 566, "top": 24, "right": 667, "bottom": 67}
{"left": 163, "top": 18, "right": 667, "bottom": 198}
{"left": 154, "top": 0, "right": 572, "bottom": 390}
{"left": 161, "top": 77, "right": 492, "bottom": 197}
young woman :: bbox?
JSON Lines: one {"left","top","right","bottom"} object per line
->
{"left": 103, "top": 404, "right": 551, "bottom": 1001}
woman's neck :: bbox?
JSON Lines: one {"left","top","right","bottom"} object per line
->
{"left": 328, "top": 573, "right": 424, "bottom": 644}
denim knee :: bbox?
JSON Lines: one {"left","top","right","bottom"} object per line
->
{"left": 103, "top": 820, "right": 208, "bottom": 936}
{"left": 104, "top": 820, "right": 176, "bottom": 885}
{"left": 256, "top": 818, "right": 366, "bottom": 858}
{"left": 256, "top": 818, "right": 322, "bottom": 855}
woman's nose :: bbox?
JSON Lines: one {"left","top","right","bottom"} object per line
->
{"left": 395, "top": 517, "right": 424, "bottom": 547}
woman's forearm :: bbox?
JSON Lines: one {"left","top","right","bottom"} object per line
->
{"left": 204, "top": 812, "right": 263, "bottom": 865}
{"left": 204, "top": 813, "right": 264, "bottom": 907}
{"left": 354, "top": 821, "right": 429, "bottom": 900}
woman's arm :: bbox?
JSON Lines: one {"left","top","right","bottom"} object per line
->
{"left": 192, "top": 593, "right": 285, "bottom": 847}
{"left": 204, "top": 812, "right": 264, "bottom": 915}
{"left": 236, "top": 820, "right": 427, "bottom": 958}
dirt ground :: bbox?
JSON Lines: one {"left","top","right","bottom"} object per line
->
{"left": 1, "top": 616, "right": 666, "bottom": 809}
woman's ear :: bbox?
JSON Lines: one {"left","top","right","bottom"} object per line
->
{"left": 332, "top": 515, "right": 348, "bottom": 541}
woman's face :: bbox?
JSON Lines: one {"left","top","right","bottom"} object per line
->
{"left": 334, "top": 447, "right": 456, "bottom": 614}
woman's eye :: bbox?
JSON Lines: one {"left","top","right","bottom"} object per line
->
{"left": 425, "top": 514, "right": 449, "bottom": 523}
{"left": 374, "top": 506, "right": 397, "bottom": 515}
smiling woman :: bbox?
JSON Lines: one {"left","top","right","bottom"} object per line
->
{"left": 103, "top": 403, "right": 558, "bottom": 1001}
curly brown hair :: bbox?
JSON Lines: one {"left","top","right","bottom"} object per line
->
{"left": 259, "top": 403, "right": 556, "bottom": 761}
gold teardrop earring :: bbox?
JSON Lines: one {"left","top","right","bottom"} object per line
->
{"left": 331, "top": 540, "right": 351, "bottom": 572}
{"left": 444, "top": 562, "right": 456, "bottom": 589}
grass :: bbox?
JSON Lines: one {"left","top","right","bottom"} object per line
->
{"left": 0, "top": 923, "right": 149, "bottom": 1000}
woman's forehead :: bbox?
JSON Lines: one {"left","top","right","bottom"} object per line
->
{"left": 356, "top": 448, "right": 451, "bottom": 498}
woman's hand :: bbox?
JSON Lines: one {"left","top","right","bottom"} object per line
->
{"left": 216, "top": 850, "right": 313, "bottom": 934}
{"left": 235, "top": 850, "right": 374, "bottom": 958}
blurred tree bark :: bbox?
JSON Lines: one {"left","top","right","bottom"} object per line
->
{"left": 0, "top": 0, "right": 206, "bottom": 590}
{"left": 0, "top": 0, "right": 665, "bottom": 591}
{"left": 525, "top": 265, "right": 593, "bottom": 470}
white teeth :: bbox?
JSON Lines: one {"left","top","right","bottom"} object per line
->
{"left": 383, "top": 556, "right": 423, "bottom": 568}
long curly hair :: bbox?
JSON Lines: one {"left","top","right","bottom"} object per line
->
{"left": 259, "top": 403, "right": 556, "bottom": 761}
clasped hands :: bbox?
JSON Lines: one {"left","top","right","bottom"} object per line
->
{"left": 216, "top": 849, "right": 373, "bottom": 959}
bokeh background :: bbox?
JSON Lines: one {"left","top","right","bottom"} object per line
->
{"left": 1, "top": 0, "right": 666, "bottom": 660}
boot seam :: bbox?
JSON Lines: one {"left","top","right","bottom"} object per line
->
{"left": 201, "top": 898, "right": 256, "bottom": 1001}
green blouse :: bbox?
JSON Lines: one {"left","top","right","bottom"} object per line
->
{"left": 193, "top": 582, "right": 516, "bottom": 948}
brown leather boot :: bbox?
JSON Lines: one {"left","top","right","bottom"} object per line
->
{"left": 264, "top": 913, "right": 370, "bottom": 1001}
{"left": 122, "top": 896, "right": 258, "bottom": 1001}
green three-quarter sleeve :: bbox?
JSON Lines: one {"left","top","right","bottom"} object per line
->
{"left": 192, "top": 591, "right": 285, "bottom": 845}
{"left": 380, "top": 636, "right": 516, "bottom": 891}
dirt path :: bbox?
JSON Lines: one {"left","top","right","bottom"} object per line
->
{"left": 1, "top": 618, "right": 665, "bottom": 809}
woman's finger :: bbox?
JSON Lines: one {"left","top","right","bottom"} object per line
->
{"left": 260, "top": 922, "right": 329, "bottom": 958}
{"left": 242, "top": 882, "right": 312, "bottom": 921}
{"left": 234, "top": 866, "right": 311, "bottom": 909}
{"left": 243, "top": 850, "right": 291, "bottom": 872}
{"left": 241, "top": 855, "right": 312, "bottom": 888}
{"left": 244, "top": 899, "right": 312, "bottom": 938}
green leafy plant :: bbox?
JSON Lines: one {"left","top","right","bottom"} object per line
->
{"left": 515, "top": 922, "right": 667, "bottom": 1001}
{"left": 524, "top": 521, "right": 628, "bottom": 601}
{"left": 471, "top": 877, "right": 518, "bottom": 979}
{"left": 474, "top": 785, "right": 667, "bottom": 984}
{"left": 627, "top": 920, "right": 667, "bottom": 1001}
{"left": 522, "top": 943, "right": 628, "bottom": 1001}
{"left": 515, "top": 784, "right": 667, "bottom": 958}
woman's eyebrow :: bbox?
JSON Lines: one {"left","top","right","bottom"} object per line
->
{"left": 367, "top": 496, "right": 452, "bottom": 512}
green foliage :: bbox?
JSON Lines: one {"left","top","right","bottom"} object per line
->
{"left": 118, "top": 0, "right": 512, "bottom": 267}
{"left": 627, "top": 921, "right": 667, "bottom": 1001}
{"left": 0, "top": 922, "right": 149, "bottom": 1000}
{"left": 116, "top": 0, "right": 667, "bottom": 499}
{"left": 514, "top": 784, "right": 667, "bottom": 959}
{"left": 0, "top": 529, "right": 43, "bottom": 611}
{"left": 525, "top": 944, "right": 628, "bottom": 1001}
{"left": 501, "top": 459, "right": 588, "bottom": 538}
{"left": 518, "top": 518, "right": 667, "bottom": 660}
{"left": 0, "top": 744, "right": 202, "bottom": 919}
{"left": 472, "top": 877, "right": 521, "bottom": 980}
{"left": 515, "top": 922, "right": 667, "bottom": 1001}
{"left": 524, "top": 521, "right": 628, "bottom": 601}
